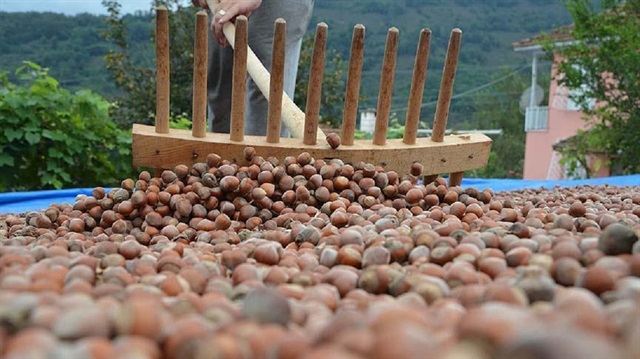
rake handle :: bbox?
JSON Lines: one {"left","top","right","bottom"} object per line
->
{"left": 205, "top": 0, "right": 325, "bottom": 141}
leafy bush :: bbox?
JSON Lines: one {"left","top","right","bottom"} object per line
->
{"left": 0, "top": 62, "right": 134, "bottom": 191}
{"left": 169, "top": 113, "right": 193, "bottom": 130}
{"left": 352, "top": 115, "right": 407, "bottom": 140}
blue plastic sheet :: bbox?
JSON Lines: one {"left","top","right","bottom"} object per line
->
{"left": 461, "top": 174, "right": 640, "bottom": 193}
{"left": 1, "top": 175, "right": 638, "bottom": 214}
{"left": 0, "top": 188, "right": 100, "bottom": 214}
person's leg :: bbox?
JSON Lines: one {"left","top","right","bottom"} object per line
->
{"left": 244, "top": 0, "right": 314, "bottom": 136}
{"left": 207, "top": 27, "right": 234, "bottom": 133}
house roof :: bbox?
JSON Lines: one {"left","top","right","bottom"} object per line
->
{"left": 512, "top": 25, "right": 574, "bottom": 51}
{"left": 514, "top": 4, "right": 628, "bottom": 51}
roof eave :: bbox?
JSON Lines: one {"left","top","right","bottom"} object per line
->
{"left": 513, "top": 44, "right": 544, "bottom": 52}
{"left": 513, "top": 39, "right": 578, "bottom": 53}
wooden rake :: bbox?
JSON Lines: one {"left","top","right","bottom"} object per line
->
{"left": 132, "top": 3, "right": 492, "bottom": 186}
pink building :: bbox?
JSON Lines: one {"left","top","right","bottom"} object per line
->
{"left": 513, "top": 28, "right": 610, "bottom": 180}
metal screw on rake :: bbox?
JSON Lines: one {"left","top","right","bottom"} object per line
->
{"left": 132, "top": 4, "right": 492, "bottom": 186}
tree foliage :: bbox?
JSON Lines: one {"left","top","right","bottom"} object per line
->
{"left": 101, "top": 0, "right": 197, "bottom": 127}
{"left": 0, "top": 62, "right": 133, "bottom": 191}
{"left": 465, "top": 68, "right": 533, "bottom": 178}
{"left": 547, "top": 0, "right": 640, "bottom": 175}
{"left": 0, "top": 12, "right": 115, "bottom": 95}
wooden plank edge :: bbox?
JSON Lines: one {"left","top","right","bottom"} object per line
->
{"left": 132, "top": 124, "right": 492, "bottom": 176}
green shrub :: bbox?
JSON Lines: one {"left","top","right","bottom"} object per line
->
{"left": 354, "top": 116, "right": 406, "bottom": 140}
{"left": 0, "top": 62, "right": 133, "bottom": 191}
{"left": 169, "top": 113, "right": 193, "bottom": 130}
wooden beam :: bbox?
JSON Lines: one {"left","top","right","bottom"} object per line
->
{"left": 133, "top": 124, "right": 492, "bottom": 176}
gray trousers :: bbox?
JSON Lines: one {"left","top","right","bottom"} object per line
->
{"left": 207, "top": 0, "right": 314, "bottom": 136}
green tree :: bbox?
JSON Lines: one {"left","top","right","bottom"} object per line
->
{"left": 546, "top": 0, "right": 640, "bottom": 175}
{"left": 0, "top": 12, "right": 115, "bottom": 95}
{"left": 101, "top": 0, "right": 197, "bottom": 127}
{"left": 466, "top": 68, "right": 534, "bottom": 178}
{"left": 0, "top": 62, "right": 133, "bottom": 191}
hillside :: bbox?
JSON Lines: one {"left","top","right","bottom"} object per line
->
{"left": 0, "top": 0, "right": 573, "bottom": 127}
{"left": 0, "top": 11, "right": 153, "bottom": 96}
{"left": 311, "top": 0, "right": 571, "bottom": 125}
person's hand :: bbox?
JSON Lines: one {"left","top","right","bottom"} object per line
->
{"left": 212, "top": 0, "right": 262, "bottom": 47}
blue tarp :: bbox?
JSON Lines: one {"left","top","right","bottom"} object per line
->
{"left": 1, "top": 175, "right": 638, "bottom": 214}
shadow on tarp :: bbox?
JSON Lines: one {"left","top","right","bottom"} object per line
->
{"left": 1, "top": 175, "right": 638, "bottom": 215}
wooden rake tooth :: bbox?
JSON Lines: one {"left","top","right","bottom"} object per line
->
{"left": 153, "top": 6, "right": 170, "bottom": 178}
{"left": 448, "top": 172, "right": 464, "bottom": 187}
{"left": 192, "top": 10, "right": 208, "bottom": 138}
{"left": 266, "top": 18, "right": 286, "bottom": 144}
{"left": 304, "top": 22, "right": 328, "bottom": 146}
{"left": 230, "top": 16, "right": 248, "bottom": 142}
{"left": 155, "top": 6, "right": 170, "bottom": 135}
{"left": 432, "top": 28, "right": 463, "bottom": 186}
{"left": 432, "top": 28, "right": 461, "bottom": 143}
{"left": 445, "top": 29, "right": 465, "bottom": 187}
{"left": 404, "top": 28, "right": 431, "bottom": 145}
{"left": 340, "top": 24, "right": 365, "bottom": 146}
{"left": 373, "top": 27, "right": 399, "bottom": 146}
{"left": 423, "top": 174, "right": 439, "bottom": 184}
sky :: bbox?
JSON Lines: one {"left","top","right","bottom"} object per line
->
{"left": 0, "top": 0, "right": 189, "bottom": 15}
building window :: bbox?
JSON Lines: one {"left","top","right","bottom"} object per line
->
{"left": 553, "top": 64, "right": 595, "bottom": 111}
{"left": 525, "top": 106, "right": 549, "bottom": 132}
{"left": 566, "top": 83, "right": 595, "bottom": 111}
